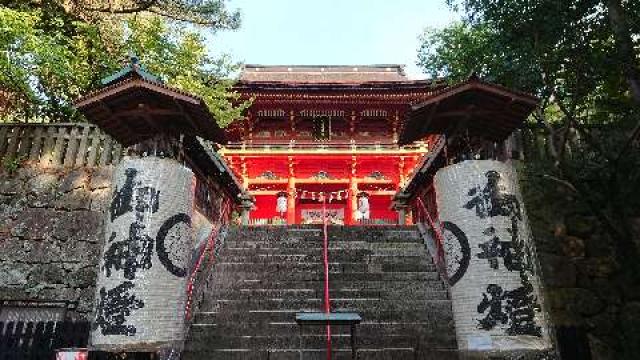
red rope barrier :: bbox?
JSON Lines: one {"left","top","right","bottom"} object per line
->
{"left": 416, "top": 196, "right": 446, "bottom": 269}
{"left": 322, "top": 196, "right": 332, "bottom": 360}
{"left": 185, "top": 199, "right": 231, "bottom": 320}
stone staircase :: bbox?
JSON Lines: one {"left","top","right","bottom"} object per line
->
{"left": 183, "top": 225, "right": 458, "bottom": 360}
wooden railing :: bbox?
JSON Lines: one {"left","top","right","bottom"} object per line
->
{"left": 0, "top": 123, "right": 123, "bottom": 168}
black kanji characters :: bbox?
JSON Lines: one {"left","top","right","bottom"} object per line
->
{"left": 93, "top": 282, "right": 144, "bottom": 336}
{"left": 476, "top": 282, "right": 542, "bottom": 337}
{"left": 464, "top": 170, "right": 521, "bottom": 220}
{"left": 477, "top": 284, "right": 509, "bottom": 330}
{"left": 477, "top": 226, "right": 522, "bottom": 271}
{"left": 464, "top": 169, "right": 542, "bottom": 337}
{"left": 103, "top": 169, "right": 161, "bottom": 280}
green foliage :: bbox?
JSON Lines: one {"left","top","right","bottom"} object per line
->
{"left": 2, "top": 155, "right": 23, "bottom": 174}
{"left": 123, "top": 16, "right": 250, "bottom": 127}
{"left": 418, "top": 0, "right": 640, "bottom": 359}
{"left": 1, "top": 0, "right": 241, "bottom": 30}
{"left": 0, "top": 1, "right": 248, "bottom": 127}
{"left": 417, "top": 0, "right": 639, "bottom": 232}
{"left": 418, "top": 1, "right": 640, "bottom": 356}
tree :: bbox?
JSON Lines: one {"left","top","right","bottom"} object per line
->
{"left": 2, "top": 0, "right": 241, "bottom": 29}
{"left": 0, "top": 0, "right": 247, "bottom": 126}
{"left": 417, "top": 2, "right": 640, "bottom": 356}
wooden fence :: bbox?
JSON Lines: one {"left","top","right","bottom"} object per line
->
{"left": 0, "top": 123, "right": 123, "bottom": 168}
{"left": 0, "top": 321, "right": 89, "bottom": 360}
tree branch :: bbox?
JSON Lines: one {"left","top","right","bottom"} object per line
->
{"left": 78, "top": 0, "right": 158, "bottom": 15}
{"left": 542, "top": 174, "right": 578, "bottom": 193}
{"left": 606, "top": 0, "right": 640, "bottom": 105}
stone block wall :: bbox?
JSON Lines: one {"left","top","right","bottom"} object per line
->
{"left": 521, "top": 172, "right": 640, "bottom": 359}
{"left": 0, "top": 165, "right": 113, "bottom": 319}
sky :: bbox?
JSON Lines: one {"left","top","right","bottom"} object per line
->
{"left": 207, "top": 0, "right": 457, "bottom": 79}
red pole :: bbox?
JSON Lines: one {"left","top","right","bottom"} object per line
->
{"left": 322, "top": 195, "right": 332, "bottom": 360}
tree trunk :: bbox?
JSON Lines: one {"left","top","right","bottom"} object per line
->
{"left": 606, "top": 0, "right": 640, "bottom": 104}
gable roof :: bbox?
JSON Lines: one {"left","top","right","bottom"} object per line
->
{"left": 399, "top": 75, "right": 539, "bottom": 144}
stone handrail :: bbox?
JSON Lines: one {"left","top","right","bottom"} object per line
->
{"left": 0, "top": 123, "right": 123, "bottom": 168}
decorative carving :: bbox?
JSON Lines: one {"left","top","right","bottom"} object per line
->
{"left": 312, "top": 170, "right": 331, "bottom": 179}
{"left": 259, "top": 171, "right": 279, "bottom": 180}
{"left": 366, "top": 171, "right": 385, "bottom": 180}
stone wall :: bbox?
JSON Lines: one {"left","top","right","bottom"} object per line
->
{"left": 521, "top": 167, "right": 640, "bottom": 360}
{"left": 0, "top": 165, "right": 112, "bottom": 319}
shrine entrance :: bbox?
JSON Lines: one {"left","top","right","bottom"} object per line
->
{"left": 295, "top": 183, "right": 348, "bottom": 225}
{"left": 224, "top": 151, "right": 416, "bottom": 226}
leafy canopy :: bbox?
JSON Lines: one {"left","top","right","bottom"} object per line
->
{"left": 417, "top": 0, "right": 639, "bottom": 266}
{"left": 0, "top": 0, "right": 248, "bottom": 127}
{"left": 417, "top": 3, "right": 640, "bottom": 356}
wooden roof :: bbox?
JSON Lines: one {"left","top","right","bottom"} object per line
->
{"left": 399, "top": 76, "right": 539, "bottom": 145}
{"left": 74, "top": 66, "right": 225, "bottom": 146}
{"left": 240, "top": 65, "right": 408, "bottom": 83}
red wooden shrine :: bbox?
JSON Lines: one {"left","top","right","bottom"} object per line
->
{"left": 222, "top": 65, "right": 446, "bottom": 225}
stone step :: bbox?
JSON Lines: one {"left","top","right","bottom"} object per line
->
{"left": 202, "top": 298, "right": 452, "bottom": 312}
{"left": 227, "top": 225, "right": 419, "bottom": 234}
{"left": 185, "top": 225, "right": 455, "bottom": 360}
{"left": 185, "top": 333, "right": 456, "bottom": 351}
{"left": 189, "top": 321, "right": 455, "bottom": 338}
{"left": 194, "top": 303, "right": 454, "bottom": 324}
{"left": 208, "top": 288, "right": 450, "bottom": 301}
{"left": 217, "top": 279, "right": 448, "bottom": 291}
{"left": 223, "top": 240, "right": 423, "bottom": 250}
{"left": 222, "top": 246, "right": 427, "bottom": 257}
{"left": 220, "top": 254, "right": 433, "bottom": 266}
{"left": 215, "top": 262, "right": 436, "bottom": 273}
{"left": 182, "top": 347, "right": 460, "bottom": 360}
{"left": 209, "top": 271, "right": 442, "bottom": 284}
{"left": 227, "top": 231, "right": 422, "bottom": 243}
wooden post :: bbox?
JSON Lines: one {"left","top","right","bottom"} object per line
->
{"left": 348, "top": 156, "right": 358, "bottom": 225}
{"left": 247, "top": 111, "right": 253, "bottom": 145}
{"left": 290, "top": 109, "right": 296, "bottom": 134}
{"left": 398, "top": 156, "right": 406, "bottom": 189}
{"left": 349, "top": 110, "right": 356, "bottom": 140}
{"left": 287, "top": 156, "right": 296, "bottom": 224}
{"left": 240, "top": 156, "right": 248, "bottom": 189}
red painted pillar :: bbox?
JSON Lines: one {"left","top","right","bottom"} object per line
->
{"left": 287, "top": 177, "right": 296, "bottom": 224}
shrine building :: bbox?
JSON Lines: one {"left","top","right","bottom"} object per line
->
{"left": 221, "top": 65, "right": 446, "bottom": 225}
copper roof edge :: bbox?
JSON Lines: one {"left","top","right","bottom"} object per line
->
{"left": 242, "top": 64, "right": 406, "bottom": 69}
{"left": 234, "top": 78, "right": 447, "bottom": 89}
{"left": 410, "top": 76, "right": 539, "bottom": 111}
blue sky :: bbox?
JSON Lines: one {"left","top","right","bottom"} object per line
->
{"left": 207, "top": 0, "right": 457, "bottom": 79}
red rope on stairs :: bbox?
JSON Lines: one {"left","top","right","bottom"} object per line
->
{"left": 322, "top": 196, "right": 332, "bottom": 360}
{"left": 416, "top": 196, "right": 446, "bottom": 270}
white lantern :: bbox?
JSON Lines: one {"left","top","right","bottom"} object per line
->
{"left": 91, "top": 157, "right": 194, "bottom": 352}
{"left": 434, "top": 160, "right": 552, "bottom": 355}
